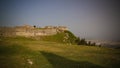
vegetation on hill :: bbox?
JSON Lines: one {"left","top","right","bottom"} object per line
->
{"left": 0, "top": 37, "right": 120, "bottom": 68}
{"left": 37, "top": 30, "right": 96, "bottom": 46}
{"left": 38, "top": 30, "right": 77, "bottom": 44}
{"left": 75, "top": 37, "right": 98, "bottom": 46}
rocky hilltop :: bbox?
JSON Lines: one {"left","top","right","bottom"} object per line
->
{"left": 0, "top": 25, "right": 68, "bottom": 37}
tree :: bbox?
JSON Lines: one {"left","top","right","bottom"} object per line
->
{"left": 88, "top": 41, "right": 91, "bottom": 46}
{"left": 75, "top": 37, "right": 88, "bottom": 45}
{"left": 33, "top": 25, "right": 36, "bottom": 28}
{"left": 75, "top": 37, "right": 96, "bottom": 46}
{"left": 80, "top": 38, "right": 87, "bottom": 45}
{"left": 75, "top": 37, "right": 80, "bottom": 45}
{"left": 91, "top": 42, "right": 96, "bottom": 46}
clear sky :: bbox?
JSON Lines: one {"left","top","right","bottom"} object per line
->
{"left": 0, "top": 0, "right": 120, "bottom": 41}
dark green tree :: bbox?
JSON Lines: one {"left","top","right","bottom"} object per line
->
{"left": 78, "top": 38, "right": 87, "bottom": 45}
{"left": 33, "top": 25, "right": 36, "bottom": 28}
{"left": 75, "top": 37, "right": 80, "bottom": 45}
{"left": 88, "top": 41, "right": 91, "bottom": 46}
{"left": 91, "top": 42, "right": 96, "bottom": 46}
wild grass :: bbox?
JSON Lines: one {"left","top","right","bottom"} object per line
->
{"left": 0, "top": 37, "right": 120, "bottom": 68}
{"left": 38, "top": 31, "right": 77, "bottom": 44}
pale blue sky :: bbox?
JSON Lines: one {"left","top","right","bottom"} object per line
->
{"left": 0, "top": 0, "right": 120, "bottom": 41}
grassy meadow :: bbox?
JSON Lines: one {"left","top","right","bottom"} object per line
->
{"left": 0, "top": 37, "right": 120, "bottom": 68}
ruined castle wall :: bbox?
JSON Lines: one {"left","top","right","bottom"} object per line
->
{"left": 15, "top": 26, "right": 35, "bottom": 37}
{"left": 0, "top": 25, "right": 68, "bottom": 37}
{"left": 40, "top": 28, "right": 57, "bottom": 35}
{"left": 34, "top": 28, "right": 57, "bottom": 36}
{"left": 0, "top": 27, "right": 16, "bottom": 37}
{"left": 15, "top": 32, "right": 34, "bottom": 37}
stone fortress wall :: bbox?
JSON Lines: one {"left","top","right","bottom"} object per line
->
{"left": 0, "top": 25, "right": 68, "bottom": 37}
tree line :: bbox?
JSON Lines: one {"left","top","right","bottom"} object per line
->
{"left": 75, "top": 37, "right": 101, "bottom": 47}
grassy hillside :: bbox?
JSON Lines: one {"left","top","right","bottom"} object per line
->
{"left": 37, "top": 30, "right": 77, "bottom": 44}
{"left": 0, "top": 37, "right": 120, "bottom": 68}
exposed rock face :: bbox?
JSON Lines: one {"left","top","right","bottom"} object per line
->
{"left": 0, "top": 25, "right": 68, "bottom": 37}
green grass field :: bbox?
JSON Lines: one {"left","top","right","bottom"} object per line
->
{"left": 0, "top": 37, "right": 120, "bottom": 68}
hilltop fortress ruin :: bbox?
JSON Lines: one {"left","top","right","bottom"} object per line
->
{"left": 0, "top": 25, "right": 68, "bottom": 37}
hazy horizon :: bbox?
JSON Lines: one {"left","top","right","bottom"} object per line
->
{"left": 0, "top": 0, "right": 120, "bottom": 41}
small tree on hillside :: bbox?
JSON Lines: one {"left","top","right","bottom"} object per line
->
{"left": 88, "top": 41, "right": 91, "bottom": 46}
{"left": 91, "top": 42, "right": 96, "bottom": 46}
{"left": 77, "top": 38, "right": 87, "bottom": 45}
{"left": 81, "top": 38, "right": 87, "bottom": 45}
{"left": 75, "top": 37, "right": 80, "bottom": 45}
{"left": 33, "top": 25, "right": 36, "bottom": 28}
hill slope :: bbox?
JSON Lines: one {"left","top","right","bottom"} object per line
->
{"left": 37, "top": 30, "right": 77, "bottom": 44}
{"left": 0, "top": 37, "right": 120, "bottom": 68}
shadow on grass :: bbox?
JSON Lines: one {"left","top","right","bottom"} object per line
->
{"left": 40, "top": 51, "right": 104, "bottom": 68}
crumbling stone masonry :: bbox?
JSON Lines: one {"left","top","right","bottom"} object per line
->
{"left": 0, "top": 25, "right": 68, "bottom": 37}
